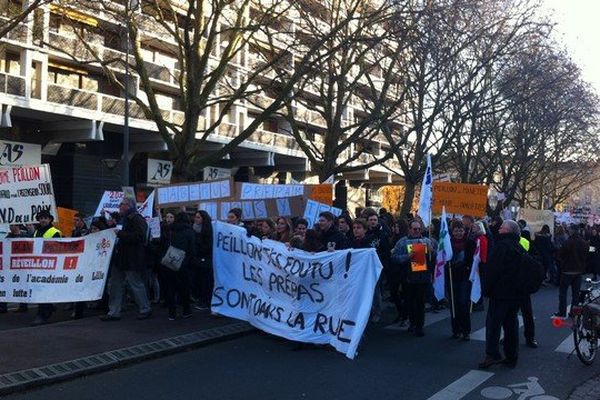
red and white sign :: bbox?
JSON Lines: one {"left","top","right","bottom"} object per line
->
{"left": 0, "top": 229, "right": 116, "bottom": 303}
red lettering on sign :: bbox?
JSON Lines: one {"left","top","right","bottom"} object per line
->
{"left": 63, "top": 256, "right": 78, "bottom": 270}
{"left": 11, "top": 241, "right": 34, "bottom": 254}
{"left": 10, "top": 256, "right": 57, "bottom": 270}
{"left": 42, "top": 240, "right": 85, "bottom": 254}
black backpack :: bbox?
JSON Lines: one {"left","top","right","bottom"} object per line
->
{"left": 516, "top": 247, "right": 545, "bottom": 295}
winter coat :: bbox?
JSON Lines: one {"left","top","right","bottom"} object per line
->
{"left": 115, "top": 212, "right": 147, "bottom": 271}
{"left": 368, "top": 224, "right": 392, "bottom": 266}
{"left": 319, "top": 226, "right": 348, "bottom": 251}
{"left": 390, "top": 235, "right": 435, "bottom": 284}
{"left": 481, "top": 233, "right": 523, "bottom": 300}
{"left": 164, "top": 222, "right": 196, "bottom": 270}
{"left": 558, "top": 234, "right": 589, "bottom": 274}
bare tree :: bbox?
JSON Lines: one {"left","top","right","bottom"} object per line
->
{"left": 49, "top": 0, "right": 369, "bottom": 179}
{"left": 0, "top": 0, "right": 50, "bottom": 39}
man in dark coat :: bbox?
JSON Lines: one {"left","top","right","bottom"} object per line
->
{"left": 479, "top": 220, "right": 523, "bottom": 369}
{"left": 101, "top": 198, "right": 152, "bottom": 321}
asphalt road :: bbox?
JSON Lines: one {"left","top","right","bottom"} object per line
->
{"left": 6, "top": 285, "right": 599, "bottom": 400}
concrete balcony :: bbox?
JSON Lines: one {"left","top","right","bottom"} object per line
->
{"left": 0, "top": 16, "right": 29, "bottom": 44}
{"left": 0, "top": 72, "right": 26, "bottom": 97}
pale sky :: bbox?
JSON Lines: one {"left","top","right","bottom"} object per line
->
{"left": 539, "top": 0, "right": 600, "bottom": 94}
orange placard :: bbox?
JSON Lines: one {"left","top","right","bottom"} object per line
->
{"left": 308, "top": 184, "right": 333, "bottom": 205}
{"left": 55, "top": 207, "right": 78, "bottom": 238}
{"left": 408, "top": 243, "right": 428, "bottom": 272}
{"left": 432, "top": 182, "right": 488, "bottom": 217}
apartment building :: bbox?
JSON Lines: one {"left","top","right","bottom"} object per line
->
{"left": 0, "top": 0, "right": 403, "bottom": 214}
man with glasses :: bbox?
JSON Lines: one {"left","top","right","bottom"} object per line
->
{"left": 390, "top": 219, "right": 435, "bottom": 337}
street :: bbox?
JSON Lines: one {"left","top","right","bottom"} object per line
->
{"left": 5, "top": 286, "right": 598, "bottom": 400}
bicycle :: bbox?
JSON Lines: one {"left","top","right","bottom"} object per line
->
{"left": 552, "top": 278, "right": 600, "bottom": 365}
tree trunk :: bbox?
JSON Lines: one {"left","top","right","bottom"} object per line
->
{"left": 400, "top": 180, "right": 417, "bottom": 217}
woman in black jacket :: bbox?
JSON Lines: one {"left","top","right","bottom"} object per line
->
{"left": 192, "top": 210, "right": 213, "bottom": 310}
{"left": 162, "top": 212, "right": 196, "bottom": 320}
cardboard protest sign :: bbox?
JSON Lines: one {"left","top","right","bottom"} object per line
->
{"left": 0, "top": 229, "right": 116, "bottom": 303}
{"left": 200, "top": 197, "right": 305, "bottom": 221}
{"left": 212, "top": 221, "right": 382, "bottom": 359}
{"left": 432, "top": 182, "right": 488, "bottom": 217}
{"left": 157, "top": 178, "right": 233, "bottom": 207}
{"left": 147, "top": 159, "right": 173, "bottom": 186}
{"left": 307, "top": 184, "right": 333, "bottom": 205}
{"left": 56, "top": 207, "right": 78, "bottom": 237}
{"left": 0, "top": 140, "right": 41, "bottom": 167}
{"left": 518, "top": 208, "right": 555, "bottom": 235}
{"left": 0, "top": 164, "right": 58, "bottom": 225}
{"left": 303, "top": 199, "right": 342, "bottom": 228}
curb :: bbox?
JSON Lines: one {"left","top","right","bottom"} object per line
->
{"left": 0, "top": 322, "right": 254, "bottom": 396}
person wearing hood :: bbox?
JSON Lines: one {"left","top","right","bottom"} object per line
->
{"left": 161, "top": 212, "right": 196, "bottom": 320}
{"left": 31, "top": 210, "right": 62, "bottom": 326}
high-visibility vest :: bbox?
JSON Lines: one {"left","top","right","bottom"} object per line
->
{"left": 35, "top": 226, "right": 62, "bottom": 238}
{"left": 519, "top": 237, "right": 530, "bottom": 252}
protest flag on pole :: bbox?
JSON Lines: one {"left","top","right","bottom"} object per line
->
{"left": 417, "top": 154, "right": 433, "bottom": 226}
{"left": 433, "top": 206, "right": 452, "bottom": 300}
{"left": 469, "top": 234, "right": 488, "bottom": 303}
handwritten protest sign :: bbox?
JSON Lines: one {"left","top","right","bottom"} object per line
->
{"left": 0, "top": 164, "right": 58, "bottom": 225}
{"left": 238, "top": 183, "right": 334, "bottom": 205}
{"left": 56, "top": 207, "right": 78, "bottom": 237}
{"left": 94, "top": 191, "right": 124, "bottom": 217}
{"left": 0, "top": 229, "right": 116, "bottom": 303}
{"left": 212, "top": 221, "right": 382, "bottom": 359}
{"left": 518, "top": 208, "right": 555, "bottom": 235}
{"left": 307, "top": 184, "right": 333, "bottom": 205}
{"left": 200, "top": 197, "right": 305, "bottom": 221}
{"left": 157, "top": 178, "right": 233, "bottom": 207}
{"left": 303, "top": 200, "right": 342, "bottom": 228}
{"left": 432, "top": 182, "right": 488, "bottom": 217}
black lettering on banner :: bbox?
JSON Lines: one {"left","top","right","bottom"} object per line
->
{"left": 212, "top": 286, "right": 225, "bottom": 307}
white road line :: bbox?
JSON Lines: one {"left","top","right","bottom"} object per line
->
{"left": 470, "top": 316, "right": 524, "bottom": 342}
{"left": 555, "top": 333, "right": 574, "bottom": 354}
{"left": 426, "top": 370, "right": 494, "bottom": 400}
{"left": 384, "top": 309, "right": 450, "bottom": 331}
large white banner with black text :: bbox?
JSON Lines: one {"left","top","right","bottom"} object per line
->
{"left": 0, "top": 230, "right": 116, "bottom": 303}
{"left": 212, "top": 221, "right": 382, "bottom": 359}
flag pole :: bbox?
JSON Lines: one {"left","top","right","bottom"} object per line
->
{"left": 448, "top": 265, "right": 456, "bottom": 318}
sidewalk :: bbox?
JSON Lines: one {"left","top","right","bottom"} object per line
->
{"left": 0, "top": 304, "right": 254, "bottom": 395}
{"left": 568, "top": 374, "right": 600, "bottom": 400}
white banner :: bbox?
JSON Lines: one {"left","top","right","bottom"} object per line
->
{"left": 0, "top": 229, "right": 116, "bottom": 303}
{"left": 0, "top": 164, "right": 57, "bottom": 225}
{"left": 0, "top": 140, "right": 41, "bottom": 167}
{"left": 147, "top": 159, "right": 173, "bottom": 186}
{"left": 212, "top": 221, "right": 382, "bottom": 359}
{"left": 94, "top": 191, "right": 124, "bottom": 217}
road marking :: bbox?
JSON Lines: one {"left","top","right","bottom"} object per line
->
{"left": 426, "top": 370, "right": 494, "bottom": 400}
{"left": 555, "top": 333, "right": 574, "bottom": 354}
{"left": 470, "top": 316, "right": 523, "bottom": 342}
{"left": 384, "top": 309, "right": 450, "bottom": 331}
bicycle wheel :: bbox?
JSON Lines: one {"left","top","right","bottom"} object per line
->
{"left": 573, "top": 315, "right": 597, "bottom": 365}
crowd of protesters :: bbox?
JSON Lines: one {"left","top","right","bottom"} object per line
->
{"left": 1, "top": 200, "right": 597, "bottom": 369}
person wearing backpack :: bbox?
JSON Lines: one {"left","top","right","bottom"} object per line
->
{"left": 554, "top": 225, "right": 589, "bottom": 318}
{"left": 479, "top": 220, "right": 526, "bottom": 369}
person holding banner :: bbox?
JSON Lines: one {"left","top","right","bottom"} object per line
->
{"left": 101, "top": 199, "right": 152, "bottom": 322}
{"left": 318, "top": 212, "right": 348, "bottom": 251}
{"left": 0, "top": 225, "right": 30, "bottom": 315}
{"left": 293, "top": 218, "right": 308, "bottom": 239}
{"left": 30, "top": 211, "right": 63, "bottom": 326}
{"left": 274, "top": 217, "right": 293, "bottom": 243}
{"left": 390, "top": 220, "right": 436, "bottom": 337}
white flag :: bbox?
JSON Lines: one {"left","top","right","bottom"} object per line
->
{"left": 433, "top": 206, "right": 453, "bottom": 301}
{"left": 469, "top": 238, "right": 482, "bottom": 303}
{"left": 417, "top": 154, "right": 433, "bottom": 226}
{"left": 138, "top": 190, "right": 155, "bottom": 218}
